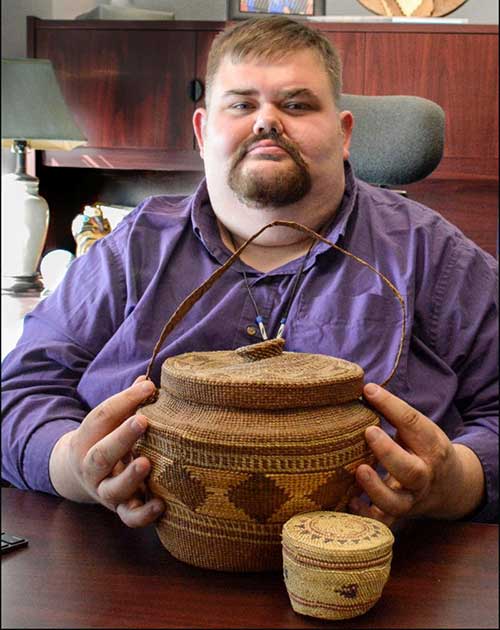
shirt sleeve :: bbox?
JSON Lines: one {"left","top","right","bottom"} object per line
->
{"left": 428, "top": 234, "right": 498, "bottom": 521}
{"left": 1, "top": 235, "right": 126, "bottom": 494}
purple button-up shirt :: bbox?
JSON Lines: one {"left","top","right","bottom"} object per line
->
{"left": 2, "top": 164, "right": 498, "bottom": 520}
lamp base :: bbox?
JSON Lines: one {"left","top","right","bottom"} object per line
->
{"left": 1, "top": 170, "right": 49, "bottom": 295}
{"left": 1, "top": 273, "right": 44, "bottom": 296}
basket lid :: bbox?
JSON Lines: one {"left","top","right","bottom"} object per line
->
{"left": 161, "top": 338, "right": 364, "bottom": 409}
{"left": 282, "top": 511, "right": 394, "bottom": 564}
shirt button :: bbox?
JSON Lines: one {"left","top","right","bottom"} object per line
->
{"left": 246, "top": 325, "right": 257, "bottom": 336}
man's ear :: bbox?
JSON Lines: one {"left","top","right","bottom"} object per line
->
{"left": 339, "top": 110, "right": 354, "bottom": 161}
{"left": 193, "top": 107, "right": 207, "bottom": 159}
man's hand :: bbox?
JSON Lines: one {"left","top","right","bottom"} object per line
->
{"left": 349, "top": 383, "right": 486, "bottom": 526}
{"left": 49, "top": 376, "right": 165, "bottom": 528}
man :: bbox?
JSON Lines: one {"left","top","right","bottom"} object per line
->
{"left": 2, "top": 17, "right": 497, "bottom": 529}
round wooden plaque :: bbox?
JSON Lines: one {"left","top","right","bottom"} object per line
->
{"left": 356, "top": 0, "right": 468, "bottom": 17}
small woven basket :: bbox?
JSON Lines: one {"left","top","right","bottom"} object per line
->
{"left": 136, "top": 221, "right": 405, "bottom": 572}
{"left": 282, "top": 511, "right": 394, "bottom": 620}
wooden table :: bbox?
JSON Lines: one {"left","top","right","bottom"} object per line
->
{"left": 1, "top": 488, "right": 498, "bottom": 629}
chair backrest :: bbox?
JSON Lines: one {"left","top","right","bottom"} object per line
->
{"left": 338, "top": 94, "right": 445, "bottom": 186}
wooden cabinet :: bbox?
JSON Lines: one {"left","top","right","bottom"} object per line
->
{"left": 35, "top": 28, "right": 196, "bottom": 150}
{"left": 28, "top": 19, "right": 222, "bottom": 170}
{"left": 362, "top": 29, "right": 498, "bottom": 177}
{"left": 28, "top": 18, "right": 497, "bottom": 178}
{"left": 318, "top": 32, "right": 366, "bottom": 94}
{"left": 318, "top": 23, "right": 498, "bottom": 178}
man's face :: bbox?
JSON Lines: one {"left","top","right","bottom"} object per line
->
{"left": 194, "top": 48, "right": 353, "bottom": 210}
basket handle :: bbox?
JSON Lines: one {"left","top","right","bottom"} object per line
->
{"left": 144, "top": 220, "right": 406, "bottom": 396}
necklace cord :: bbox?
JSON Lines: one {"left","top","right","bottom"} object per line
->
{"left": 228, "top": 232, "right": 315, "bottom": 341}
{"left": 279, "top": 239, "right": 315, "bottom": 325}
{"left": 144, "top": 220, "right": 406, "bottom": 398}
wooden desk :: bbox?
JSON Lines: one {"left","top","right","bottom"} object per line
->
{"left": 2, "top": 488, "right": 498, "bottom": 629}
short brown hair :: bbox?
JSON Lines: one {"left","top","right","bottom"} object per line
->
{"left": 205, "top": 16, "right": 343, "bottom": 106}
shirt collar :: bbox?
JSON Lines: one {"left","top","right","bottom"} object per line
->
{"left": 311, "top": 160, "right": 358, "bottom": 256}
{"left": 191, "top": 178, "right": 225, "bottom": 261}
{"left": 191, "top": 160, "right": 359, "bottom": 275}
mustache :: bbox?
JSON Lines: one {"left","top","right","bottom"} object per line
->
{"left": 231, "top": 130, "right": 306, "bottom": 169}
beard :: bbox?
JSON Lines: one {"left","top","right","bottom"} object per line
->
{"left": 228, "top": 131, "right": 312, "bottom": 208}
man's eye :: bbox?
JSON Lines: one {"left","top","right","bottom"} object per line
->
{"left": 284, "top": 102, "right": 310, "bottom": 111}
{"left": 230, "top": 102, "right": 253, "bottom": 111}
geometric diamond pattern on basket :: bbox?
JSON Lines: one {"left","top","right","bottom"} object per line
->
{"left": 307, "top": 468, "right": 353, "bottom": 510}
{"left": 228, "top": 472, "right": 290, "bottom": 524}
{"left": 159, "top": 462, "right": 207, "bottom": 511}
{"left": 269, "top": 495, "right": 319, "bottom": 524}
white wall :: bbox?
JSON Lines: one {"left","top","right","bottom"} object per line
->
{"left": 1, "top": 0, "right": 51, "bottom": 58}
{"left": 50, "top": 0, "right": 118, "bottom": 19}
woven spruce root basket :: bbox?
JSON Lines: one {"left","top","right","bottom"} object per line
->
{"left": 136, "top": 221, "right": 406, "bottom": 572}
{"left": 282, "top": 511, "right": 395, "bottom": 620}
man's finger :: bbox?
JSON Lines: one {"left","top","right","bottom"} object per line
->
{"left": 363, "top": 383, "right": 443, "bottom": 455}
{"left": 116, "top": 496, "right": 165, "bottom": 528}
{"left": 96, "top": 455, "right": 152, "bottom": 507}
{"left": 76, "top": 380, "right": 155, "bottom": 452}
{"left": 82, "top": 414, "right": 149, "bottom": 487}
{"left": 348, "top": 496, "right": 395, "bottom": 528}
{"left": 364, "top": 425, "right": 428, "bottom": 491}
{"left": 354, "top": 463, "right": 416, "bottom": 517}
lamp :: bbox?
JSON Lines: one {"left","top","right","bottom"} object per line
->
{"left": 1, "top": 58, "right": 86, "bottom": 294}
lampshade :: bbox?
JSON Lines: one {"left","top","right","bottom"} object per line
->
{"left": 1, "top": 58, "right": 87, "bottom": 150}
{"left": 1, "top": 58, "right": 86, "bottom": 296}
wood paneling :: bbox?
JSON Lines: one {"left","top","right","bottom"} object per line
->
{"left": 36, "top": 28, "right": 197, "bottom": 151}
{"left": 42, "top": 148, "right": 203, "bottom": 170}
{"left": 322, "top": 32, "right": 366, "bottom": 94}
{"left": 363, "top": 32, "right": 498, "bottom": 177}
{"left": 195, "top": 30, "right": 220, "bottom": 105}
{"left": 404, "top": 177, "right": 498, "bottom": 257}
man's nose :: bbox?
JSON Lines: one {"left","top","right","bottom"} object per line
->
{"left": 253, "top": 107, "right": 283, "bottom": 136}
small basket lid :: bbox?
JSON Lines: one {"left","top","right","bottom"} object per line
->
{"left": 282, "top": 511, "right": 394, "bottom": 564}
{"left": 161, "top": 338, "right": 364, "bottom": 409}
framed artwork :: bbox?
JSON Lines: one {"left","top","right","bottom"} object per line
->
{"left": 356, "top": 0, "right": 468, "bottom": 17}
{"left": 227, "top": 1, "right": 326, "bottom": 20}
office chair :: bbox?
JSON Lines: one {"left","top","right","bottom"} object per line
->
{"left": 339, "top": 94, "right": 445, "bottom": 187}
